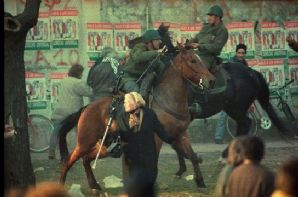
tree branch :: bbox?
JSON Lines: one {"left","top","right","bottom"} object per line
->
{"left": 16, "top": 0, "right": 42, "bottom": 31}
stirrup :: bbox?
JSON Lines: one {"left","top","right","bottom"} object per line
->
{"left": 188, "top": 103, "right": 202, "bottom": 113}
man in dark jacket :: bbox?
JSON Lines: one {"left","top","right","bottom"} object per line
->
{"left": 122, "top": 29, "right": 167, "bottom": 100}
{"left": 286, "top": 35, "right": 298, "bottom": 52}
{"left": 229, "top": 43, "right": 248, "bottom": 66}
{"left": 120, "top": 92, "right": 174, "bottom": 197}
{"left": 87, "top": 47, "right": 120, "bottom": 101}
{"left": 190, "top": 5, "right": 228, "bottom": 71}
{"left": 214, "top": 43, "right": 248, "bottom": 144}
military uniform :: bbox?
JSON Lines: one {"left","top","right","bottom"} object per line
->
{"left": 192, "top": 21, "right": 228, "bottom": 70}
{"left": 122, "top": 30, "right": 165, "bottom": 97}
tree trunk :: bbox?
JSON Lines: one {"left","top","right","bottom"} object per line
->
{"left": 4, "top": 0, "right": 41, "bottom": 190}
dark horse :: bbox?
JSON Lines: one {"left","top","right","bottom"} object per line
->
{"left": 59, "top": 44, "right": 215, "bottom": 190}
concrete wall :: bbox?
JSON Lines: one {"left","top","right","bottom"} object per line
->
{"left": 4, "top": 0, "right": 298, "bottom": 122}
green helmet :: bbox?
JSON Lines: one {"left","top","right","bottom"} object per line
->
{"left": 142, "top": 29, "right": 162, "bottom": 42}
{"left": 207, "top": 5, "right": 223, "bottom": 18}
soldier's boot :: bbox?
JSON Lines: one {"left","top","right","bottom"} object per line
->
{"left": 139, "top": 72, "right": 156, "bottom": 104}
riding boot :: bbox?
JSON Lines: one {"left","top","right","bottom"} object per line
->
{"left": 139, "top": 72, "right": 156, "bottom": 104}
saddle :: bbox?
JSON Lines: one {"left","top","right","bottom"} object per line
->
{"left": 188, "top": 64, "right": 232, "bottom": 116}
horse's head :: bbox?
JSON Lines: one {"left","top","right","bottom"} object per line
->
{"left": 172, "top": 44, "right": 215, "bottom": 90}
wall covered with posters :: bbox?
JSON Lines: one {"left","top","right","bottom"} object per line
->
{"left": 4, "top": 0, "right": 298, "bottom": 118}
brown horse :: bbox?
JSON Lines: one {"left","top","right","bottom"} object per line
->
{"left": 59, "top": 45, "right": 215, "bottom": 190}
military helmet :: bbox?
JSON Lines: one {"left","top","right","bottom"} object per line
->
{"left": 142, "top": 29, "right": 162, "bottom": 42}
{"left": 207, "top": 5, "right": 223, "bottom": 18}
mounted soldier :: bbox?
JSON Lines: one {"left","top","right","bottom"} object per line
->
{"left": 121, "top": 29, "right": 167, "bottom": 102}
{"left": 188, "top": 5, "right": 229, "bottom": 113}
{"left": 190, "top": 5, "right": 228, "bottom": 72}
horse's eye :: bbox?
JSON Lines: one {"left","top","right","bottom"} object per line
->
{"left": 191, "top": 59, "right": 196, "bottom": 63}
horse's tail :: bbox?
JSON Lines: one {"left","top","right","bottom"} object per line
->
{"left": 254, "top": 71, "right": 290, "bottom": 134}
{"left": 59, "top": 106, "right": 86, "bottom": 161}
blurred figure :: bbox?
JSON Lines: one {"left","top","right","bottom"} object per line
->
{"left": 271, "top": 157, "right": 298, "bottom": 197}
{"left": 87, "top": 47, "right": 120, "bottom": 101}
{"left": 286, "top": 35, "right": 298, "bottom": 52}
{"left": 215, "top": 136, "right": 245, "bottom": 197}
{"left": 25, "top": 182, "right": 71, "bottom": 197}
{"left": 48, "top": 64, "right": 92, "bottom": 160}
{"left": 5, "top": 188, "right": 23, "bottom": 197}
{"left": 228, "top": 136, "right": 275, "bottom": 197}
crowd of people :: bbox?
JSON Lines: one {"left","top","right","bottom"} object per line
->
{"left": 6, "top": 2, "right": 297, "bottom": 197}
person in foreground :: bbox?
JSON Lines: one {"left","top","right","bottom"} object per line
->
{"left": 271, "top": 156, "right": 298, "bottom": 197}
{"left": 215, "top": 136, "right": 245, "bottom": 197}
{"left": 119, "top": 92, "right": 174, "bottom": 197}
{"left": 227, "top": 136, "right": 275, "bottom": 197}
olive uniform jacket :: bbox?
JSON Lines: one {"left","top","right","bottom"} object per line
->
{"left": 122, "top": 43, "right": 164, "bottom": 82}
{"left": 192, "top": 21, "right": 228, "bottom": 69}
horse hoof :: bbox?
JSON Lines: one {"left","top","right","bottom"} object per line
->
{"left": 196, "top": 178, "right": 206, "bottom": 188}
{"left": 197, "top": 154, "right": 203, "bottom": 163}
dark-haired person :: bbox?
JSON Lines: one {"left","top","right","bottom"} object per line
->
{"left": 271, "top": 156, "right": 298, "bottom": 197}
{"left": 286, "top": 35, "right": 298, "bottom": 52}
{"left": 48, "top": 64, "right": 92, "bottom": 159}
{"left": 214, "top": 43, "right": 248, "bottom": 144}
{"left": 227, "top": 136, "right": 275, "bottom": 197}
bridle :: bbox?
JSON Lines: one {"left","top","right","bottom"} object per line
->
{"left": 170, "top": 51, "right": 204, "bottom": 90}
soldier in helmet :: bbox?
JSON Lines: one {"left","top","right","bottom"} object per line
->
{"left": 121, "top": 29, "right": 167, "bottom": 100}
{"left": 190, "top": 5, "right": 228, "bottom": 72}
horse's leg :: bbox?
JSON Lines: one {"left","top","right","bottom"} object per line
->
{"left": 173, "top": 133, "right": 205, "bottom": 188}
{"left": 174, "top": 150, "right": 187, "bottom": 178}
{"left": 82, "top": 145, "right": 109, "bottom": 190}
{"left": 60, "top": 146, "right": 91, "bottom": 184}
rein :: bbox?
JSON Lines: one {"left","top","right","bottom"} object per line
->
{"left": 153, "top": 94, "right": 189, "bottom": 121}
{"left": 170, "top": 55, "right": 204, "bottom": 90}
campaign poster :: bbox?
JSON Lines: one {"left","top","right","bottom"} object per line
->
{"left": 25, "top": 72, "right": 47, "bottom": 110}
{"left": 288, "top": 59, "right": 298, "bottom": 92}
{"left": 247, "top": 59, "right": 259, "bottom": 69}
{"left": 260, "top": 22, "right": 287, "bottom": 58}
{"left": 285, "top": 21, "right": 298, "bottom": 58}
{"left": 153, "top": 22, "right": 180, "bottom": 47}
{"left": 86, "top": 22, "right": 113, "bottom": 62}
{"left": 179, "top": 23, "right": 202, "bottom": 44}
{"left": 50, "top": 10, "right": 79, "bottom": 48}
{"left": 226, "top": 22, "right": 255, "bottom": 59}
{"left": 257, "top": 59, "right": 285, "bottom": 88}
{"left": 49, "top": 72, "right": 68, "bottom": 109}
{"left": 114, "top": 22, "right": 141, "bottom": 52}
{"left": 25, "top": 12, "right": 51, "bottom": 50}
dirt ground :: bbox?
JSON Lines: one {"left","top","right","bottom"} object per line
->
{"left": 31, "top": 137, "right": 298, "bottom": 197}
